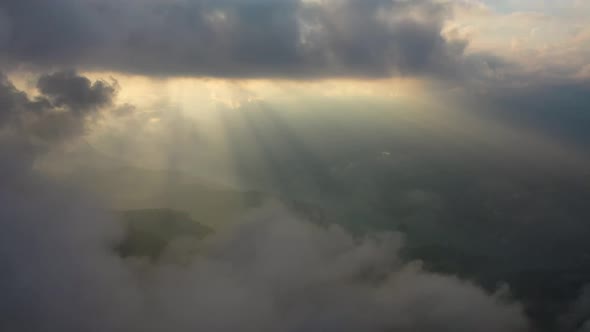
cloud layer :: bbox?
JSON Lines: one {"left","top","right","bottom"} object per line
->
{"left": 0, "top": 0, "right": 479, "bottom": 78}
{"left": 0, "top": 166, "right": 530, "bottom": 332}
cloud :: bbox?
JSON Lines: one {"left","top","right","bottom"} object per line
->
{"left": 447, "top": 0, "right": 590, "bottom": 78}
{"left": 0, "top": 70, "right": 117, "bottom": 144}
{"left": 0, "top": 0, "right": 485, "bottom": 79}
{"left": 0, "top": 158, "right": 142, "bottom": 332}
{"left": 36, "top": 70, "right": 116, "bottom": 112}
{"left": 0, "top": 173, "right": 530, "bottom": 332}
{"left": 2, "top": 0, "right": 587, "bottom": 90}
{"left": 560, "top": 285, "right": 590, "bottom": 332}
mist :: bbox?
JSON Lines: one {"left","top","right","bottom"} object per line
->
{"left": 0, "top": 157, "right": 529, "bottom": 332}
{"left": 0, "top": 74, "right": 530, "bottom": 328}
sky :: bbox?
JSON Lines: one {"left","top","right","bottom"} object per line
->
{"left": 1, "top": 0, "right": 589, "bottom": 178}
{"left": 1, "top": 1, "right": 590, "bottom": 332}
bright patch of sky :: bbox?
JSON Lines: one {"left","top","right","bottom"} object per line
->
{"left": 482, "top": 0, "right": 581, "bottom": 13}
{"left": 447, "top": 0, "right": 590, "bottom": 79}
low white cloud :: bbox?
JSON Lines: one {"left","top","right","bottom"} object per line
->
{"left": 0, "top": 154, "right": 529, "bottom": 332}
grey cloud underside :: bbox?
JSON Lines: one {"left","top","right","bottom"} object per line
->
{"left": 0, "top": 0, "right": 482, "bottom": 78}
{"left": 0, "top": 71, "right": 116, "bottom": 144}
{"left": 37, "top": 71, "right": 115, "bottom": 112}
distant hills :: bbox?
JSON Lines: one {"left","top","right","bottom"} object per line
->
{"left": 116, "top": 208, "right": 212, "bottom": 259}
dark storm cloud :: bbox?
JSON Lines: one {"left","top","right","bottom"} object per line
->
{"left": 0, "top": 0, "right": 481, "bottom": 78}
{"left": 0, "top": 73, "right": 32, "bottom": 123}
{"left": 0, "top": 70, "right": 117, "bottom": 143}
{"left": 37, "top": 71, "right": 116, "bottom": 111}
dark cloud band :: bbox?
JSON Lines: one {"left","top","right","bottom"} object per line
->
{"left": 0, "top": 0, "right": 474, "bottom": 78}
